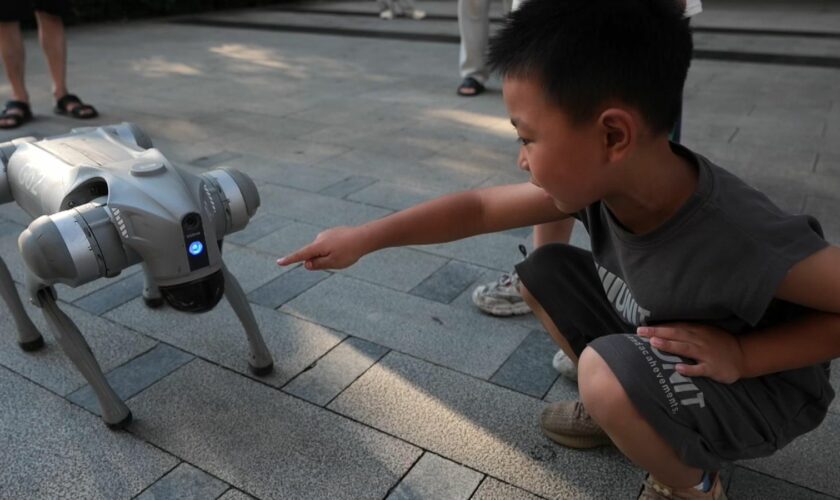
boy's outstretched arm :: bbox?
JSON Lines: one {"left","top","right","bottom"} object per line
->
{"left": 639, "top": 246, "right": 840, "bottom": 383}
{"left": 278, "top": 182, "right": 566, "bottom": 270}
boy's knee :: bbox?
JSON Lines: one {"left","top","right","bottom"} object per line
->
{"left": 578, "top": 347, "right": 629, "bottom": 426}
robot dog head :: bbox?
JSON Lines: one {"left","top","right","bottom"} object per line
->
{"left": 6, "top": 124, "right": 259, "bottom": 313}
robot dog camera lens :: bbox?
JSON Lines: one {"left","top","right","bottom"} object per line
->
{"left": 188, "top": 241, "right": 204, "bottom": 256}
{"left": 159, "top": 270, "right": 224, "bottom": 313}
{"left": 182, "top": 213, "right": 201, "bottom": 231}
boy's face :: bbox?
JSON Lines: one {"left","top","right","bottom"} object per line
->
{"left": 504, "top": 77, "right": 612, "bottom": 214}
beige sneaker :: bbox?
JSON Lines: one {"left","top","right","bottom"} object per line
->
{"left": 540, "top": 401, "right": 612, "bottom": 449}
{"left": 638, "top": 473, "right": 727, "bottom": 500}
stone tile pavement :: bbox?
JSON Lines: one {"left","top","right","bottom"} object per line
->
{"left": 1, "top": 0, "right": 839, "bottom": 498}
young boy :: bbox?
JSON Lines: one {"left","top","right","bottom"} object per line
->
{"left": 279, "top": 0, "right": 840, "bottom": 497}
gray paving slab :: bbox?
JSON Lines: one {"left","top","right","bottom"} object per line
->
{"left": 209, "top": 152, "right": 349, "bottom": 192}
{"left": 0, "top": 283, "right": 158, "bottom": 396}
{"left": 223, "top": 212, "right": 293, "bottom": 246}
{"left": 228, "top": 134, "right": 349, "bottom": 167}
{"left": 188, "top": 150, "right": 242, "bottom": 168}
{"left": 283, "top": 336, "right": 389, "bottom": 406}
{"left": 741, "top": 412, "right": 840, "bottom": 496}
{"left": 127, "top": 359, "right": 422, "bottom": 500}
{"left": 218, "top": 489, "right": 257, "bottom": 500}
{"left": 417, "top": 232, "right": 531, "bottom": 272}
{"left": 136, "top": 462, "right": 229, "bottom": 500}
{"left": 222, "top": 244, "right": 291, "bottom": 293}
{"left": 340, "top": 247, "right": 448, "bottom": 292}
{"left": 258, "top": 183, "right": 393, "bottom": 228}
{"left": 104, "top": 298, "right": 344, "bottom": 387}
{"left": 248, "top": 266, "right": 330, "bottom": 309}
{"left": 0, "top": 366, "right": 178, "bottom": 500}
{"left": 72, "top": 271, "right": 146, "bottom": 315}
{"left": 284, "top": 275, "right": 531, "bottom": 379}
{"left": 470, "top": 478, "right": 544, "bottom": 500}
{"left": 319, "top": 175, "right": 379, "bottom": 198}
{"left": 347, "top": 181, "right": 446, "bottom": 211}
{"left": 386, "top": 453, "right": 484, "bottom": 500}
{"left": 491, "top": 330, "right": 560, "bottom": 399}
{"left": 249, "top": 220, "right": 324, "bottom": 260}
{"left": 543, "top": 375, "right": 580, "bottom": 404}
{"left": 727, "top": 467, "right": 835, "bottom": 500}
{"left": 67, "top": 343, "right": 194, "bottom": 415}
{"left": 410, "top": 260, "right": 486, "bottom": 304}
{"left": 329, "top": 352, "right": 642, "bottom": 499}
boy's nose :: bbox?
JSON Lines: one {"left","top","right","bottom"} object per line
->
{"left": 517, "top": 150, "right": 529, "bottom": 171}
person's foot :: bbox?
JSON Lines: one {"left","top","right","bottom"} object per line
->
{"left": 638, "top": 472, "right": 727, "bottom": 500}
{"left": 472, "top": 270, "right": 530, "bottom": 316}
{"left": 540, "top": 401, "right": 612, "bottom": 449}
{"left": 456, "top": 76, "right": 485, "bottom": 97}
{"left": 54, "top": 94, "right": 98, "bottom": 119}
{"left": 552, "top": 350, "right": 578, "bottom": 381}
{"left": 0, "top": 100, "right": 33, "bottom": 129}
{"left": 409, "top": 9, "right": 426, "bottom": 19}
{"left": 379, "top": 9, "right": 394, "bottom": 19}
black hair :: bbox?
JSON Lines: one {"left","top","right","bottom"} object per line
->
{"left": 488, "top": 0, "right": 693, "bottom": 134}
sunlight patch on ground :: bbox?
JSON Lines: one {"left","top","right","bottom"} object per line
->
{"left": 424, "top": 108, "right": 513, "bottom": 137}
{"left": 131, "top": 57, "right": 203, "bottom": 76}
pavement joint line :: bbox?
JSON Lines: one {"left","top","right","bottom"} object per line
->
{"left": 170, "top": 17, "right": 840, "bottom": 69}
{"left": 129, "top": 460, "right": 183, "bottom": 500}
{"left": 213, "top": 486, "right": 234, "bottom": 500}
{"left": 733, "top": 465, "right": 840, "bottom": 499}
{"left": 321, "top": 342, "right": 391, "bottom": 408}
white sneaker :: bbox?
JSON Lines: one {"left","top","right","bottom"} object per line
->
{"left": 409, "top": 9, "right": 426, "bottom": 19}
{"left": 379, "top": 9, "right": 394, "bottom": 19}
{"left": 471, "top": 271, "right": 531, "bottom": 316}
{"left": 553, "top": 350, "right": 578, "bottom": 381}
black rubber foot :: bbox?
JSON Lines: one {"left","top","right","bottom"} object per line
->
{"left": 249, "top": 362, "right": 274, "bottom": 377}
{"left": 105, "top": 410, "right": 133, "bottom": 430}
{"left": 19, "top": 336, "right": 45, "bottom": 352}
{"left": 143, "top": 296, "right": 164, "bottom": 309}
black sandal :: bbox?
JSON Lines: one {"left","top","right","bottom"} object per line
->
{"left": 456, "top": 76, "right": 486, "bottom": 97}
{"left": 54, "top": 93, "right": 99, "bottom": 119}
{"left": 0, "top": 100, "right": 33, "bottom": 129}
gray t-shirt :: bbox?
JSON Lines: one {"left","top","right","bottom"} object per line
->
{"left": 578, "top": 144, "right": 828, "bottom": 333}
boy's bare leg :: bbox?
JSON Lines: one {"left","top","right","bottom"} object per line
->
{"left": 579, "top": 347, "right": 705, "bottom": 488}
{"left": 35, "top": 11, "right": 69, "bottom": 100}
{"left": 0, "top": 21, "right": 29, "bottom": 126}
{"left": 521, "top": 283, "right": 579, "bottom": 364}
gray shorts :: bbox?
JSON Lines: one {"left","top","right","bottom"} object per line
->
{"left": 516, "top": 243, "right": 834, "bottom": 470}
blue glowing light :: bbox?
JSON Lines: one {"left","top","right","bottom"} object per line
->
{"left": 188, "top": 241, "right": 204, "bottom": 256}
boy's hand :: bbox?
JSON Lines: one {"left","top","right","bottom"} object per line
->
{"left": 277, "top": 226, "right": 368, "bottom": 271}
{"left": 637, "top": 323, "right": 746, "bottom": 384}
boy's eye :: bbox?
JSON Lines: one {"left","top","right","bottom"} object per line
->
{"left": 517, "top": 137, "right": 532, "bottom": 146}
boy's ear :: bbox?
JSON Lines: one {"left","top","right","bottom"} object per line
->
{"left": 598, "top": 108, "right": 635, "bottom": 161}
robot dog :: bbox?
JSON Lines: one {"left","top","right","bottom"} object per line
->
{"left": 0, "top": 123, "right": 274, "bottom": 428}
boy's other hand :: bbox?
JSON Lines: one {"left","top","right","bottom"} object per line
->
{"left": 637, "top": 323, "right": 745, "bottom": 384}
{"left": 277, "top": 226, "right": 367, "bottom": 271}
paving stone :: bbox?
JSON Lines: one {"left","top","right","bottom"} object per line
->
{"left": 284, "top": 336, "right": 389, "bottom": 406}
{"left": 67, "top": 343, "right": 194, "bottom": 415}
{"left": 284, "top": 275, "right": 531, "bottom": 379}
{"left": 223, "top": 212, "right": 293, "bottom": 246}
{"left": 0, "top": 367, "right": 178, "bottom": 499}
{"left": 470, "top": 478, "right": 544, "bottom": 500}
{"left": 222, "top": 244, "right": 291, "bottom": 293}
{"left": 104, "top": 298, "right": 344, "bottom": 387}
{"left": 128, "top": 360, "right": 422, "bottom": 500}
{"left": 248, "top": 266, "right": 330, "bottom": 308}
{"left": 491, "top": 330, "right": 560, "bottom": 398}
{"left": 340, "top": 247, "right": 448, "bottom": 292}
{"left": 543, "top": 375, "right": 580, "bottom": 403}
{"left": 228, "top": 134, "right": 349, "bottom": 167}
{"left": 329, "top": 352, "right": 642, "bottom": 499}
{"left": 417, "top": 233, "right": 533, "bottom": 272}
{"left": 218, "top": 489, "right": 257, "bottom": 500}
{"left": 136, "top": 463, "right": 228, "bottom": 500}
{"left": 72, "top": 271, "right": 146, "bottom": 315}
{"left": 347, "top": 181, "right": 445, "bottom": 211}
{"left": 0, "top": 283, "right": 158, "bottom": 396}
{"left": 741, "top": 411, "right": 840, "bottom": 497}
{"left": 249, "top": 220, "right": 324, "bottom": 260}
{"left": 319, "top": 175, "right": 378, "bottom": 198}
{"left": 386, "top": 453, "right": 483, "bottom": 500}
{"left": 258, "top": 183, "right": 392, "bottom": 228}
{"left": 410, "top": 260, "right": 486, "bottom": 304}
{"left": 189, "top": 150, "right": 242, "bottom": 168}
{"left": 727, "top": 467, "right": 835, "bottom": 500}
{"left": 212, "top": 152, "right": 348, "bottom": 191}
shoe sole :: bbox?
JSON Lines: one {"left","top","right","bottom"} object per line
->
{"left": 476, "top": 302, "right": 531, "bottom": 316}
{"left": 541, "top": 427, "right": 613, "bottom": 449}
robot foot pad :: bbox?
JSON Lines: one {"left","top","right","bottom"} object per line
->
{"left": 249, "top": 362, "right": 274, "bottom": 377}
{"left": 143, "top": 296, "right": 165, "bottom": 309}
{"left": 19, "top": 336, "right": 45, "bottom": 352}
{"left": 105, "top": 411, "right": 133, "bottom": 430}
